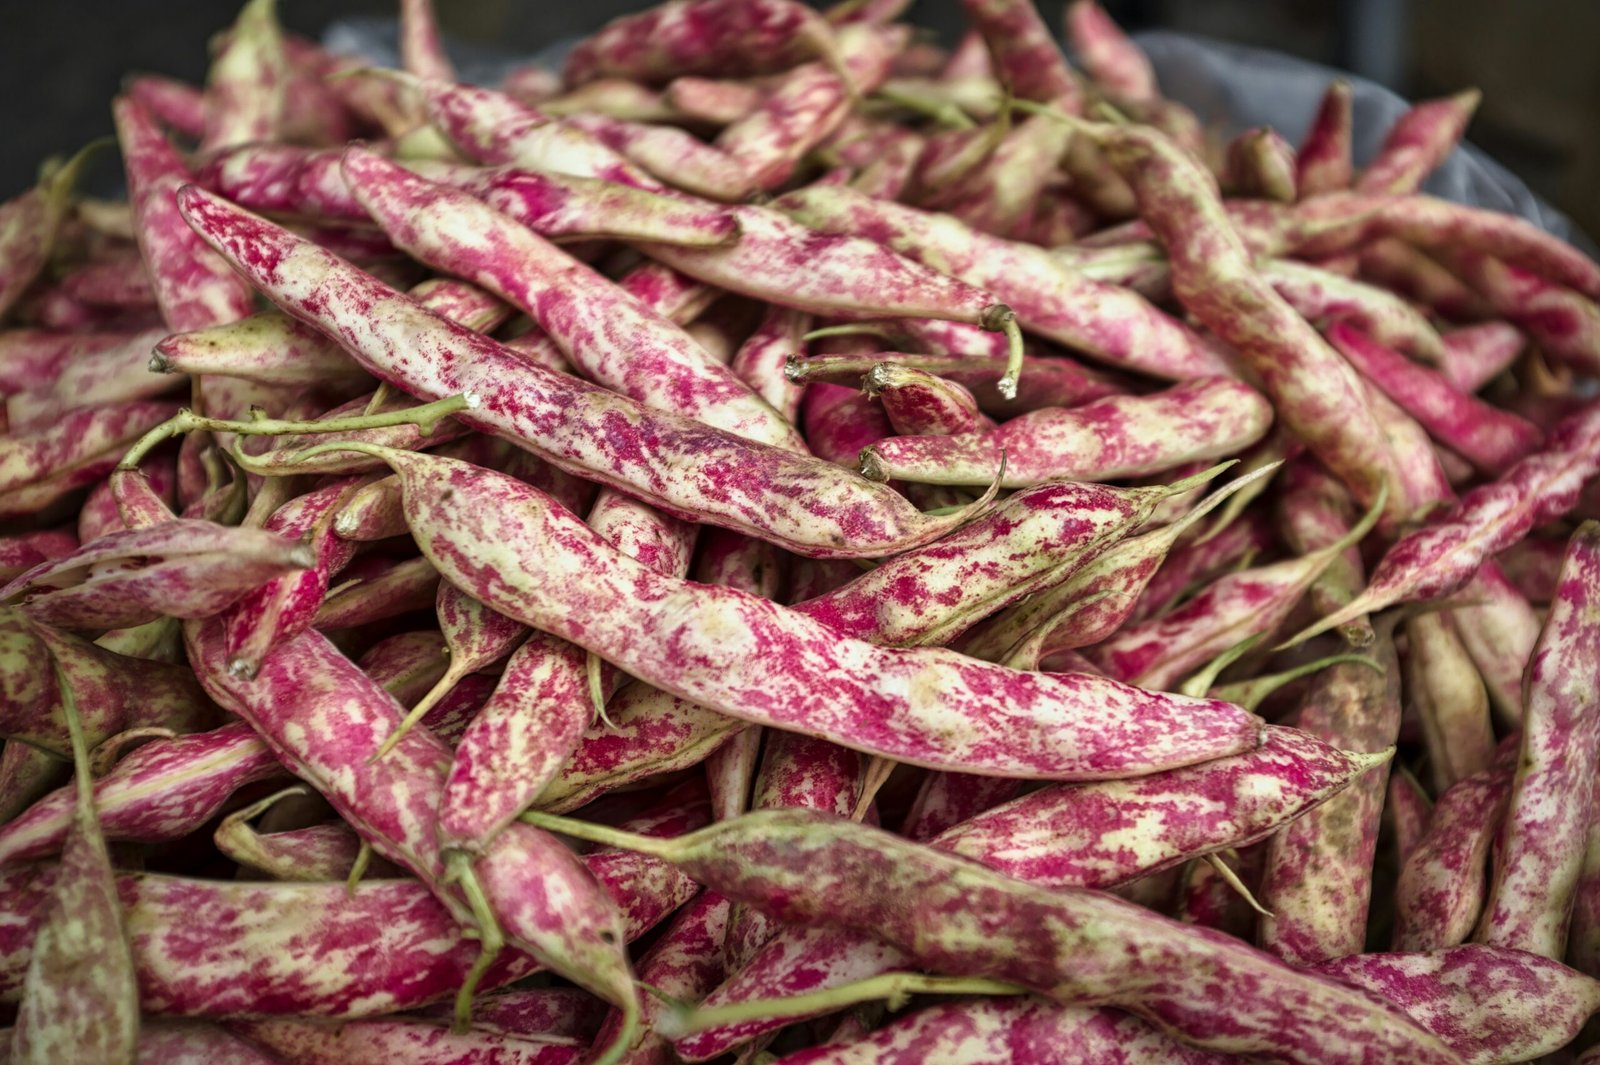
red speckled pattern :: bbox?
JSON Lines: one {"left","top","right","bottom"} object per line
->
{"left": 1357, "top": 90, "right": 1481, "bottom": 196}
{"left": 960, "top": 0, "right": 1080, "bottom": 107}
{"left": 313, "top": 556, "right": 439, "bottom": 629}
{"left": 718, "top": 25, "right": 900, "bottom": 191}
{"left": 987, "top": 472, "right": 1264, "bottom": 666}
{"left": 569, "top": 113, "right": 755, "bottom": 201}
{"left": 1331, "top": 322, "right": 1541, "bottom": 474}
{"left": 1098, "top": 123, "right": 1402, "bottom": 521}
{"left": 797, "top": 477, "right": 1167, "bottom": 648}
{"left": 377, "top": 446, "right": 1262, "bottom": 778}
{"left": 1437, "top": 321, "right": 1527, "bottom": 393}
{"left": 730, "top": 305, "right": 808, "bottom": 422}
{"left": 562, "top": 0, "right": 842, "bottom": 87}
{"left": 1264, "top": 259, "right": 1445, "bottom": 361}
{"left": 1064, "top": 0, "right": 1158, "bottom": 102}
{"left": 1316, "top": 944, "right": 1600, "bottom": 1064}
{"left": 199, "top": 0, "right": 286, "bottom": 152}
{"left": 1395, "top": 758, "right": 1513, "bottom": 951}
{"left": 774, "top": 996, "right": 1228, "bottom": 1064}
{"left": 658, "top": 809, "right": 1460, "bottom": 1063}
{"left": 943, "top": 725, "right": 1383, "bottom": 889}
{"left": 421, "top": 82, "right": 656, "bottom": 190}
{"left": 596, "top": 890, "right": 731, "bottom": 1065}
{"left": 1407, "top": 612, "right": 1496, "bottom": 793}
{"left": 454, "top": 164, "right": 741, "bottom": 243}
{"left": 1447, "top": 250, "right": 1600, "bottom": 376}
{"left": 777, "top": 185, "right": 1227, "bottom": 381}
{"left": 692, "top": 726, "right": 1369, "bottom": 1054}
{"left": 642, "top": 204, "right": 997, "bottom": 326}
{"left": 4, "top": 518, "right": 311, "bottom": 631}
{"left": 1290, "top": 192, "right": 1600, "bottom": 300}
{"left": 0, "top": 838, "right": 690, "bottom": 1019}
{"left": 137, "top": 1021, "right": 287, "bottom": 1064}
{"left": 1477, "top": 525, "right": 1600, "bottom": 957}
{"left": 153, "top": 310, "right": 373, "bottom": 389}
{"left": 1306, "top": 397, "right": 1600, "bottom": 638}
{"left": 0, "top": 530, "right": 78, "bottom": 582}
{"left": 868, "top": 377, "right": 1271, "bottom": 488}
{"left": 213, "top": 818, "right": 389, "bottom": 882}
{"left": 183, "top": 618, "right": 638, "bottom": 1014}
{"left": 344, "top": 149, "right": 798, "bottom": 452}
{"left": 223, "top": 477, "right": 364, "bottom": 676}
{"left": 114, "top": 98, "right": 255, "bottom": 333}
{"left": 10, "top": 328, "right": 182, "bottom": 432}
{"left": 176, "top": 185, "right": 969, "bottom": 559}
{"left": 0, "top": 723, "right": 276, "bottom": 865}
{"left": 1293, "top": 81, "right": 1354, "bottom": 196}
{"left": 869, "top": 364, "right": 987, "bottom": 437}
{"left": 1258, "top": 640, "right": 1402, "bottom": 965}
{"left": 230, "top": 1015, "right": 585, "bottom": 1065}
{"left": 0, "top": 400, "right": 177, "bottom": 498}
{"left": 1086, "top": 521, "right": 1359, "bottom": 690}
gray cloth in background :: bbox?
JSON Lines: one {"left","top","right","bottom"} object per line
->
{"left": 324, "top": 20, "right": 1596, "bottom": 254}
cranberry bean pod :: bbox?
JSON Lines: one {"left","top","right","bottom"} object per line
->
{"left": 1261, "top": 257, "right": 1447, "bottom": 362}
{"left": 0, "top": 530, "right": 77, "bottom": 583}
{"left": 1449, "top": 565, "right": 1539, "bottom": 730}
{"left": 345, "top": 443, "right": 1263, "bottom": 778}
{"left": 1288, "top": 191, "right": 1600, "bottom": 299}
{"left": 732, "top": 305, "right": 809, "bottom": 423}
{"left": 1444, "top": 249, "right": 1600, "bottom": 375}
{"left": 0, "top": 400, "right": 178, "bottom": 499}
{"left": 1315, "top": 944, "right": 1600, "bottom": 1065}
{"left": 0, "top": 143, "right": 93, "bottom": 322}
{"left": 570, "top": 113, "right": 758, "bottom": 201}
{"left": 976, "top": 467, "right": 1277, "bottom": 666}
{"left": 1295, "top": 80, "right": 1355, "bottom": 197}
{"left": 1395, "top": 759, "right": 1514, "bottom": 951}
{"left": 178, "top": 185, "right": 979, "bottom": 559}
{"left": 1224, "top": 126, "right": 1297, "bottom": 203}
{"left": 214, "top": 802, "right": 399, "bottom": 882}
{"left": 773, "top": 995, "right": 1227, "bottom": 1064}
{"left": 1287, "top": 397, "right": 1600, "bottom": 643}
{"left": 199, "top": 0, "right": 286, "bottom": 152}
{"left": 864, "top": 363, "right": 987, "bottom": 436}
{"left": 1331, "top": 322, "right": 1542, "bottom": 474}
{"left": 420, "top": 81, "right": 659, "bottom": 189}
{"left": 222, "top": 477, "right": 365, "bottom": 678}
{"left": 1356, "top": 89, "right": 1481, "bottom": 195}
{"left": 1476, "top": 523, "right": 1600, "bottom": 958}
{"left": 0, "top": 723, "right": 278, "bottom": 865}
{"left": 183, "top": 619, "right": 641, "bottom": 1055}
{"left": 960, "top": 0, "right": 1080, "bottom": 107}
{"left": 399, "top": 0, "right": 455, "bottom": 83}
{"left": 1087, "top": 118, "right": 1403, "bottom": 521}
{"left": 343, "top": 148, "right": 801, "bottom": 451}
{"left": 1064, "top": 1, "right": 1159, "bottom": 102}
{"left": 1406, "top": 611, "right": 1496, "bottom": 793}
{"left": 228, "top": 1017, "right": 585, "bottom": 1065}
{"left": 2, "top": 520, "right": 314, "bottom": 631}
{"left": 563, "top": 0, "right": 848, "bottom": 88}
{"left": 114, "top": 96, "right": 255, "bottom": 332}
{"left": 529, "top": 808, "right": 1461, "bottom": 1065}
{"left": 312, "top": 555, "right": 440, "bottom": 629}
{"left": 1085, "top": 493, "right": 1379, "bottom": 691}
{"left": 860, "top": 378, "right": 1273, "bottom": 488}
{"left": 8, "top": 661, "right": 138, "bottom": 1065}
{"left": 776, "top": 184, "right": 1230, "bottom": 383}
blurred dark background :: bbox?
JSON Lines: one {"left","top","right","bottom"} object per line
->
{"left": 2, "top": 0, "right": 1595, "bottom": 237}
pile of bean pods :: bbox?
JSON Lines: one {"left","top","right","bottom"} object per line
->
{"left": 3, "top": 0, "right": 1600, "bottom": 1060}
